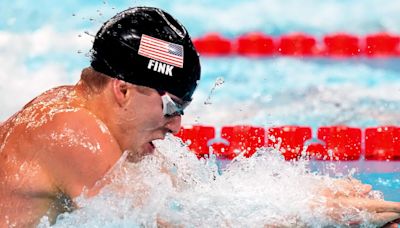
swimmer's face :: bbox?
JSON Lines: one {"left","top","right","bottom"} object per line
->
{"left": 120, "top": 85, "right": 182, "bottom": 162}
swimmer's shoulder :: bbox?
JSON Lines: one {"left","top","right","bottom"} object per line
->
{"left": 35, "top": 105, "right": 119, "bottom": 152}
{"left": 0, "top": 86, "right": 71, "bottom": 134}
{"left": 35, "top": 107, "right": 122, "bottom": 198}
{"left": 22, "top": 86, "right": 74, "bottom": 109}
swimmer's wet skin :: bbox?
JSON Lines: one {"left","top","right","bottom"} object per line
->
{"left": 0, "top": 6, "right": 199, "bottom": 227}
{"left": 0, "top": 6, "right": 400, "bottom": 228}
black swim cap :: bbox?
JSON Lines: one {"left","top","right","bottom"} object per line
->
{"left": 91, "top": 7, "right": 201, "bottom": 101}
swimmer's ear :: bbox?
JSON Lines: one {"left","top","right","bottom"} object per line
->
{"left": 112, "top": 79, "right": 130, "bottom": 106}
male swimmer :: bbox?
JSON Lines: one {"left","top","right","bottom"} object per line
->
{"left": 0, "top": 6, "right": 399, "bottom": 228}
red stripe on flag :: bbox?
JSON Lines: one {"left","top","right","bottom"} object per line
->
{"left": 140, "top": 45, "right": 182, "bottom": 63}
{"left": 138, "top": 34, "right": 183, "bottom": 68}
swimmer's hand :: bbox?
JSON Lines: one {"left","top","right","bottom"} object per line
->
{"left": 314, "top": 178, "right": 400, "bottom": 227}
{"left": 318, "top": 178, "right": 372, "bottom": 198}
{"left": 382, "top": 218, "right": 400, "bottom": 228}
{"left": 325, "top": 197, "right": 400, "bottom": 227}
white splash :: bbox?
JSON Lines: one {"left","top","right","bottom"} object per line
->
{"left": 38, "top": 135, "right": 383, "bottom": 227}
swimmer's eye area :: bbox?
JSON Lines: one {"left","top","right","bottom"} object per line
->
{"left": 157, "top": 90, "right": 190, "bottom": 117}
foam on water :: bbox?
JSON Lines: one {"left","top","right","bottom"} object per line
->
{"left": 37, "top": 135, "right": 385, "bottom": 227}
{"left": 2, "top": 2, "right": 399, "bottom": 226}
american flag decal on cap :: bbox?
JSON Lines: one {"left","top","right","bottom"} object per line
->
{"left": 138, "top": 34, "right": 184, "bottom": 68}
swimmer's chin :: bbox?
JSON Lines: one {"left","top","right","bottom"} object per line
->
{"left": 126, "top": 141, "right": 156, "bottom": 163}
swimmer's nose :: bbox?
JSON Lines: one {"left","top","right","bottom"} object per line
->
{"left": 165, "top": 115, "right": 181, "bottom": 134}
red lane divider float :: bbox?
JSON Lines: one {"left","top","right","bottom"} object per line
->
{"left": 278, "top": 33, "right": 318, "bottom": 56}
{"left": 267, "top": 126, "right": 312, "bottom": 160}
{"left": 219, "top": 125, "right": 265, "bottom": 158}
{"left": 193, "top": 32, "right": 400, "bottom": 57}
{"left": 366, "top": 33, "right": 400, "bottom": 56}
{"left": 237, "top": 32, "right": 275, "bottom": 56}
{"left": 175, "top": 125, "right": 215, "bottom": 158}
{"left": 365, "top": 126, "right": 400, "bottom": 160}
{"left": 308, "top": 126, "right": 362, "bottom": 161}
{"left": 192, "top": 33, "right": 232, "bottom": 56}
{"left": 175, "top": 125, "right": 400, "bottom": 161}
{"left": 323, "top": 33, "right": 361, "bottom": 57}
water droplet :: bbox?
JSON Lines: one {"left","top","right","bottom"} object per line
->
{"left": 215, "top": 77, "right": 224, "bottom": 87}
{"left": 72, "top": 13, "right": 76, "bottom": 17}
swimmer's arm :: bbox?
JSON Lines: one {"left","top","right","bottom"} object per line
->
{"left": 325, "top": 197, "right": 400, "bottom": 227}
{"left": 37, "top": 110, "right": 122, "bottom": 199}
{"left": 157, "top": 217, "right": 185, "bottom": 228}
{"left": 383, "top": 219, "right": 400, "bottom": 228}
{"left": 313, "top": 178, "right": 400, "bottom": 226}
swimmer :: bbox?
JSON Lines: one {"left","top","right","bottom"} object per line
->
{"left": 0, "top": 7, "right": 199, "bottom": 227}
{"left": 0, "top": 6, "right": 399, "bottom": 228}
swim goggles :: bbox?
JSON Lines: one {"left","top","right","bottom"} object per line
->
{"left": 158, "top": 91, "right": 190, "bottom": 117}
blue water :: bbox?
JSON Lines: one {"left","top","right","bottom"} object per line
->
{"left": 2, "top": 0, "right": 400, "bottom": 225}
{"left": 2, "top": 0, "right": 400, "bottom": 36}
{"left": 358, "top": 172, "right": 400, "bottom": 201}
{"left": 307, "top": 161, "right": 400, "bottom": 201}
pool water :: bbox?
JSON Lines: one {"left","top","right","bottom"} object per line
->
{"left": 306, "top": 160, "right": 400, "bottom": 201}
{"left": 186, "top": 56, "right": 400, "bottom": 207}
{"left": 186, "top": 57, "right": 400, "bottom": 127}
{"left": 38, "top": 136, "right": 394, "bottom": 227}
{"left": 2, "top": 0, "right": 400, "bottom": 227}
{"left": 357, "top": 172, "right": 400, "bottom": 201}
